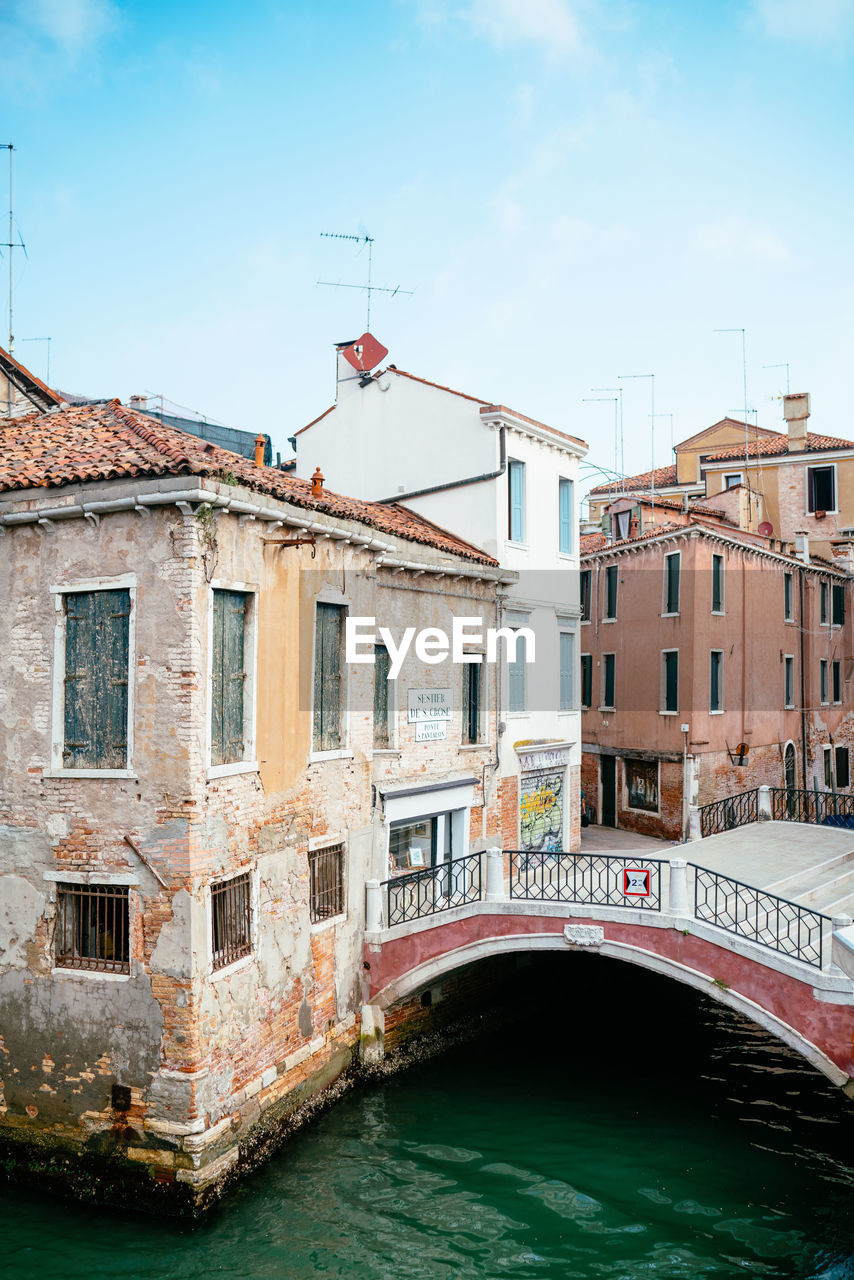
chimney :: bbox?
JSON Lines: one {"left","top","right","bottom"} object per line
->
{"left": 129, "top": 394, "right": 147, "bottom": 413}
{"left": 254, "top": 434, "right": 266, "bottom": 468}
{"left": 311, "top": 466, "right": 324, "bottom": 497}
{"left": 795, "top": 531, "right": 810, "bottom": 565}
{"left": 783, "top": 392, "right": 810, "bottom": 452}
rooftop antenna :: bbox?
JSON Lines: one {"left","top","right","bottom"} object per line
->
{"left": 651, "top": 412, "right": 674, "bottom": 459}
{"left": 318, "top": 231, "right": 413, "bottom": 331}
{"left": 714, "top": 327, "right": 750, "bottom": 480}
{"left": 21, "top": 336, "right": 51, "bottom": 385}
{"left": 619, "top": 373, "right": 656, "bottom": 507}
{"left": 583, "top": 396, "right": 619, "bottom": 495}
{"left": 763, "top": 362, "right": 791, "bottom": 395}
{"left": 1, "top": 144, "right": 27, "bottom": 418}
{"left": 592, "top": 386, "right": 624, "bottom": 484}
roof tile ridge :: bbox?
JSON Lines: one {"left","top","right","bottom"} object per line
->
{"left": 382, "top": 501, "right": 495, "bottom": 561}
{"left": 109, "top": 399, "right": 197, "bottom": 466}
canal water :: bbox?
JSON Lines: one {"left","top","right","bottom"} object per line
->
{"left": 5, "top": 958, "right": 854, "bottom": 1279}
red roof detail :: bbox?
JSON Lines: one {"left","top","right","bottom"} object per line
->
{"left": 588, "top": 464, "right": 680, "bottom": 496}
{"left": 293, "top": 405, "right": 334, "bottom": 437}
{"left": 0, "top": 342, "right": 62, "bottom": 409}
{"left": 702, "top": 431, "right": 854, "bottom": 462}
{"left": 0, "top": 400, "right": 498, "bottom": 565}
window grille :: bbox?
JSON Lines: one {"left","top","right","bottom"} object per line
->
{"left": 309, "top": 844, "right": 344, "bottom": 923}
{"left": 211, "top": 872, "right": 252, "bottom": 970}
{"left": 55, "top": 883, "right": 130, "bottom": 974}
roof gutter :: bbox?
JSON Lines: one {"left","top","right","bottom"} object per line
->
{"left": 377, "top": 426, "right": 507, "bottom": 504}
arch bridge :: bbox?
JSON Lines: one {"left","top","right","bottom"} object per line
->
{"left": 361, "top": 847, "right": 854, "bottom": 1092}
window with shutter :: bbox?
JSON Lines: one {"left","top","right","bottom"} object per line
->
{"left": 832, "top": 583, "right": 845, "bottom": 627}
{"left": 602, "top": 653, "right": 615, "bottom": 708}
{"left": 211, "top": 590, "right": 247, "bottom": 766}
{"left": 662, "top": 651, "right": 678, "bottom": 712}
{"left": 63, "top": 589, "right": 131, "bottom": 769}
{"left": 604, "top": 565, "right": 618, "bottom": 619}
{"left": 558, "top": 478, "right": 573, "bottom": 554}
{"left": 580, "top": 654, "right": 592, "bottom": 708}
{"left": 373, "top": 644, "right": 391, "bottom": 748}
{"left": 663, "top": 553, "right": 681, "bottom": 615}
{"left": 313, "top": 603, "right": 344, "bottom": 751}
{"left": 559, "top": 631, "right": 574, "bottom": 711}
{"left": 580, "top": 570, "right": 591, "bottom": 622}
{"left": 710, "top": 650, "right": 723, "bottom": 712}
{"left": 508, "top": 460, "right": 525, "bottom": 542}
{"left": 712, "top": 555, "right": 724, "bottom": 613}
{"left": 462, "top": 663, "right": 483, "bottom": 743}
{"left": 508, "top": 632, "right": 527, "bottom": 712}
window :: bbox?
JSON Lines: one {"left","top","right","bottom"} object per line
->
{"left": 820, "top": 659, "right": 829, "bottom": 705}
{"left": 61, "top": 588, "right": 131, "bottom": 770}
{"left": 559, "top": 630, "right": 574, "bottom": 711}
{"left": 462, "top": 663, "right": 484, "bottom": 744}
{"left": 604, "top": 565, "right": 618, "bottom": 620}
{"left": 712, "top": 554, "right": 724, "bottom": 614}
{"left": 313, "top": 602, "right": 345, "bottom": 751}
{"left": 580, "top": 570, "right": 591, "bottom": 622}
{"left": 211, "top": 873, "right": 252, "bottom": 971}
{"left": 309, "top": 844, "right": 345, "bottom": 922}
{"left": 211, "top": 589, "right": 249, "bottom": 766}
{"left": 373, "top": 643, "right": 392, "bottom": 748}
{"left": 784, "top": 655, "right": 795, "bottom": 709}
{"left": 602, "top": 653, "right": 615, "bottom": 709}
{"left": 723, "top": 472, "right": 743, "bottom": 489}
{"left": 808, "top": 465, "right": 836, "bottom": 513}
{"left": 581, "top": 654, "right": 593, "bottom": 709}
{"left": 833, "top": 584, "right": 845, "bottom": 627}
{"left": 784, "top": 573, "right": 793, "bottom": 621}
{"left": 626, "top": 758, "right": 659, "bottom": 813}
{"left": 661, "top": 650, "right": 678, "bottom": 713}
{"left": 836, "top": 747, "right": 850, "bottom": 789}
{"left": 663, "top": 552, "right": 681, "bottom": 615}
{"left": 710, "top": 650, "right": 723, "bottom": 712}
{"left": 824, "top": 746, "right": 834, "bottom": 789}
{"left": 508, "top": 459, "right": 525, "bottom": 542}
{"left": 508, "top": 629, "right": 527, "bottom": 712}
{"left": 833, "top": 660, "right": 842, "bottom": 704}
{"left": 820, "top": 582, "right": 829, "bottom": 625}
{"left": 55, "top": 883, "right": 130, "bottom": 974}
{"left": 559, "top": 478, "right": 574, "bottom": 554}
{"left": 614, "top": 510, "right": 631, "bottom": 541}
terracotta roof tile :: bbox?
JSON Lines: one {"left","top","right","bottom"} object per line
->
{"left": 0, "top": 342, "right": 62, "bottom": 410}
{"left": 0, "top": 400, "right": 498, "bottom": 566}
{"left": 588, "top": 464, "right": 679, "bottom": 496}
{"left": 703, "top": 431, "right": 854, "bottom": 462}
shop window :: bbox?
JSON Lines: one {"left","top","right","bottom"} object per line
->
{"left": 55, "top": 883, "right": 130, "bottom": 974}
{"left": 211, "top": 872, "right": 252, "bottom": 971}
{"left": 389, "top": 818, "right": 440, "bottom": 871}
{"left": 625, "top": 758, "right": 659, "bottom": 813}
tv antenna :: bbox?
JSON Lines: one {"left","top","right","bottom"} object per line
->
{"left": 21, "top": 336, "right": 52, "bottom": 384}
{"left": 1, "top": 144, "right": 26, "bottom": 360}
{"left": 318, "top": 231, "right": 413, "bottom": 331}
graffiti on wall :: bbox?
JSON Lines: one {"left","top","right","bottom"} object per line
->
{"left": 520, "top": 767, "right": 565, "bottom": 852}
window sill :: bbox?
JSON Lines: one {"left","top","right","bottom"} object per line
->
{"left": 459, "top": 742, "right": 491, "bottom": 751}
{"left": 210, "top": 953, "right": 253, "bottom": 981}
{"left": 207, "top": 761, "right": 259, "bottom": 781}
{"left": 624, "top": 806, "right": 660, "bottom": 817}
{"left": 580, "top": 619, "right": 591, "bottom": 625}
{"left": 372, "top": 748, "right": 401, "bottom": 756}
{"left": 505, "top": 540, "right": 531, "bottom": 550}
{"left": 309, "top": 749, "right": 354, "bottom": 763}
{"left": 44, "top": 768, "right": 136, "bottom": 780}
{"left": 660, "top": 612, "right": 681, "bottom": 619}
{"left": 601, "top": 617, "right": 617, "bottom": 624}
{"left": 51, "top": 967, "right": 130, "bottom": 981}
{"left": 504, "top": 711, "right": 527, "bottom": 718}
{"left": 709, "top": 709, "right": 724, "bottom": 715}
{"left": 711, "top": 610, "right": 725, "bottom": 617}
{"left": 659, "top": 711, "right": 679, "bottom": 717}
{"left": 310, "top": 912, "right": 346, "bottom": 934}
{"left": 598, "top": 706, "right": 616, "bottom": 713}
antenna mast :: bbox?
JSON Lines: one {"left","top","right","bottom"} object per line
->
{"left": 318, "top": 231, "right": 413, "bottom": 331}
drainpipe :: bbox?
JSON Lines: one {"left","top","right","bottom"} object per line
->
{"left": 681, "top": 723, "right": 690, "bottom": 842}
{"left": 799, "top": 567, "right": 808, "bottom": 788}
{"left": 376, "top": 426, "right": 506, "bottom": 504}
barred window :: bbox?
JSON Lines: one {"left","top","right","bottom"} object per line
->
{"left": 55, "top": 883, "right": 130, "bottom": 974}
{"left": 309, "top": 844, "right": 344, "bottom": 923}
{"left": 211, "top": 873, "right": 252, "bottom": 971}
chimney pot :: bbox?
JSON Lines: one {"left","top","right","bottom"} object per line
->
{"left": 311, "top": 466, "right": 325, "bottom": 497}
{"left": 254, "top": 434, "right": 266, "bottom": 468}
{"left": 783, "top": 392, "right": 810, "bottom": 452}
{"left": 129, "top": 394, "right": 147, "bottom": 412}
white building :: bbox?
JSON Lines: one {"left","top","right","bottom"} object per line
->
{"left": 294, "top": 337, "right": 588, "bottom": 852}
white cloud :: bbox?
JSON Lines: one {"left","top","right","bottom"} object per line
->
{"left": 750, "top": 0, "right": 854, "bottom": 45}
{"left": 21, "top": 0, "right": 117, "bottom": 56}
{"left": 694, "top": 216, "right": 794, "bottom": 266}
{"left": 407, "top": 0, "right": 586, "bottom": 56}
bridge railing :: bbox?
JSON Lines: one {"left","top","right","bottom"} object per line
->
{"left": 508, "top": 851, "right": 664, "bottom": 911}
{"left": 382, "top": 850, "right": 484, "bottom": 927}
{"left": 693, "top": 863, "right": 827, "bottom": 968}
{"left": 768, "top": 787, "right": 854, "bottom": 828}
{"left": 698, "top": 788, "right": 759, "bottom": 837}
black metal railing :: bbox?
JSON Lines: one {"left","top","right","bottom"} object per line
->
{"left": 383, "top": 851, "right": 484, "bottom": 927}
{"left": 769, "top": 787, "right": 854, "bottom": 828}
{"left": 508, "top": 852, "right": 663, "bottom": 910}
{"left": 699, "top": 788, "right": 759, "bottom": 837}
{"left": 693, "top": 864, "right": 828, "bottom": 968}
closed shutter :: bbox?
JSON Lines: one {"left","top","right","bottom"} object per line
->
{"left": 664, "top": 652, "right": 678, "bottom": 712}
{"left": 508, "top": 634, "right": 526, "bottom": 712}
{"left": 314, "top": 603, "right": 343, "bottom": 751}
{"left": 559, "top": 479, "right": 573, "bottom": 554}
{"left": 604, "top": 653, "right": 615, "bottom": 707}
{"left": 373, "top": 644, "right": 390, "bottom": 747}
{"left": 211, "top": 590, "right": 246, "bottom": 765}
{"left": 64, "top": 589, "right": 130, "bottom": 769}
{"left": 581, "top": 654, "right": 592, "bottom": 708}
{"left": 559, "top": 632, "right": 573, "bottom": 710}
{"left": 833, "top": 584, "right": 845, "bottom": 627}
{"left": 509, "top": 462, "right": 525, "bottom": 542}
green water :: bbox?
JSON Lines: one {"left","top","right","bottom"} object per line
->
{"left": 4, "top": 959, "right": 854, "bottom": 1279}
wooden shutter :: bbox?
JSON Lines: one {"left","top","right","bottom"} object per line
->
{"left": 833, "top": 584, "right": 845, "bottom": 627}
{"left": 559, "top": 632, "right": 573, "bottom": 711}
{"left": 604, "top": 653, "right": 615, "bottom": 707}
{"left": 666, "top": 555, "right": 680, "bottom": 613}
{"left": 373, "top": 644, "right": 390, "bottom": 747}
{"left": 581, "top": 654, "right": 592, "bottom": 707}
{"left": 508, "top": 634, "right": 526, "bottom": 712}
{"left": 314, "top": 604, "right": 343, "bottom": 751}
{"left": 509, "top": 462, "right": 524, "bottom": 541}
{"left": 664, "top": 652, "right": 678, "bottom": 712}
{"left": 559, "top": 479, "right": 573, "bottom": 554}
{"left": 211, "top": 590, "right": 246, "bottom": 765}
{"left": 64, "top": 589, "right": 130, "bottom": 769}
{"left": 580, "top": 571, "right": 591, "bottom": 621}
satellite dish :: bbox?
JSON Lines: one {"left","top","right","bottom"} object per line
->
{"left": 341, "top": 333, "right": 389, "bottom": 374}
{"left": 758, "top": 521, "right": 774, "bottom": 536}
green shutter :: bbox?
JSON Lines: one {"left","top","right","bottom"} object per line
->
{"left": 373, "top": 644, "right": 390, "bottom": 747}
{"left": 64, "top": 590, "right": 130, "bottom": 769}
{"left": 314, "top": 604, "right": 343, "bottom": 751}
{"left": 211, "top": 590, "right": 246, "bottom": 765}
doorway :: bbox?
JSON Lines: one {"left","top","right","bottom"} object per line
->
{"left": 601, "top": 756, "right": 617, "bottom": 827}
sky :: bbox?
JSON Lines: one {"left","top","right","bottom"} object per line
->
{"left": 1, "top": 0, "right": 854, "bottom": 495}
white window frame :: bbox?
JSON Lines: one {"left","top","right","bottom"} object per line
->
{"left": 206, "top": 579, "right": 260, "bottom": 780}
{"left": 711, "top": 553, "right": 725, "bottom": 615}
{"left": 558, "top": 476, "right": 574, "bottom": 557}
{"left": 603, "top": 564, "right": 618, "bottom": 622}
{"left": 710, "top": 649, "right": 724, "bottom": 714}
{"left": 660, "top": 648, "right": 679, "bottom": 716}
{"left": 309, "top": 589, "right": 353, "bottom": 762}
{"left": 45, "top": 871, "right": 138, "bottom": 980}
{"left": 784, "top": 572, "right": 794, "bottom": 622}
{"left": 613, "top": 509, "right": 631, "bottom": 541}
{"left": 558, "top": 622, "right": 575, "bottom": 713}
{"left": 820, "top": 658, "right": 829, "bottom": 706}
{"left": 832, "top": 659, "right": 842, "bottom": 706}
{"left": 600, "top": 652, "right": 616, "bottom": 712}
{"left": 806, "top": 463, "right": 838, "bottom": 515}
{"left": 823, "top": 745, "right": 834, "bottom": 790}
{"left": 205, "top": 865, "right": 258, "bottom": 979}
{"left": 723, "top": 472, "right": 744, "bottom": 489}
{"left": 662, "top": 551, "right": 681, "bottom": 617}
{"left": 784, "top": 654, "right": 795, "bottom": 709}
{"left": 47, "top": 573, "right": 138, "bottom": 779}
